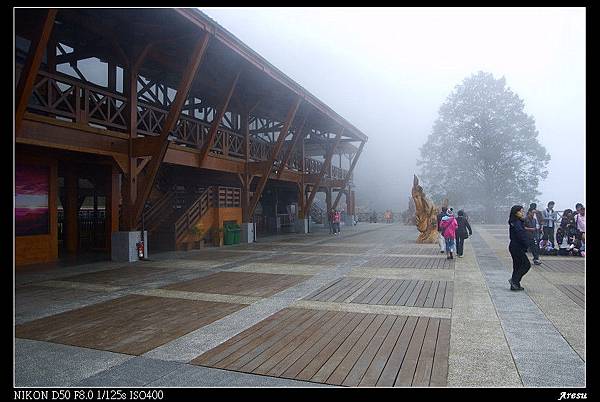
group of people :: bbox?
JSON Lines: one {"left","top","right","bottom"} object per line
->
{"left": 523, "top": 201, "right": 586, "bottom": 266}
{"left": 328, "top": 208, "right": 342, "bottom": 235}
{"left": 436, "top": 206, "right": 473, "bottom": 259}
{"left": 508, "top": 202, "right": 585, "bottom": 291}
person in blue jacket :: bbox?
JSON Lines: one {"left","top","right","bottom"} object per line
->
{"left": 508, "top": 205, "right": 531, "bottom": 291}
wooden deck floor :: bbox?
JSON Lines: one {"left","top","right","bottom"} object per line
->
{"left": 190, "top": 307, "right": 450, "bottom": 387}
{"left": 360, "top": 256, "right": 454, "bottom": 269}
{"left": 535, "top": 259, "right": 585, "bottom": 273}
{"left": 162, "top": 271, "right": 308, "bottom": 297}
{"left": 556, "top": 284, "right": 585, "bottom": 308}
{"left": 304, "top": 278, "right": 453, "bottom": 308}
{"left": 15, "top": 295, "right": 245, "bottom": 355}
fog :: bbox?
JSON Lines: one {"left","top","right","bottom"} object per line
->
{"left": 201, "top": 7, "right": 586, "bottom": 213}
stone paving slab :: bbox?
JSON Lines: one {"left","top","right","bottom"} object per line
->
{"left": 74, "top": 357, "right": 185, "bottom": 387}
{"left": 15, "top": 285, "right": 128, "bottom": 325}
{"left": 471, "top": 231, "right": 585, "bottom": 386}
{"left": 15, "top": 339, "right": 132, "bottom": 386}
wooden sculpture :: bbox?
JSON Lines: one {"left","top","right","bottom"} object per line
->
{"left": 411, "top": 175, "right": 439, "bottom": 243}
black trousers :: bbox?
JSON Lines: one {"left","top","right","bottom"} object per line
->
{"left": 528, "top": 236, "right": 540, "bottom": 261}
{"left": 509, "top": 243, "right": 531, "bottom": 285}
{"left": 456, "top": 233, "right": 466, "bottom": 256}
{"left": 543, "top": 226, "right": 555, "bottom": 245}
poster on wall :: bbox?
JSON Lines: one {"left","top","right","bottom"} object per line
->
{"left": 15, "top": 164, "right": 49, "bottom": 236}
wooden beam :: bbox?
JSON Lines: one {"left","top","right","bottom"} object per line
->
{"left": 276, "top": 114, "right": 308, "bottom": 179}
{"left": 197, "top": 67, "right": 242, "bottom": 166}
{"left": 15, "top": 9, "right": 57, "bottom": 134}
{"left": 132, "top": 32, "right": 211, "bottom": 226}
{"left": 247, "top": 96, "right": 302, "bottom": 218}
{"left": 303, "top": 128, "right": 343, "bottom": 215}
{"left": 332, "top": 140, "right": 365, "bottom": 210}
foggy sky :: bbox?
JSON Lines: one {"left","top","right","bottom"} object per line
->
{"left": 201, "top": 7, "right": 586, "bottom": 213}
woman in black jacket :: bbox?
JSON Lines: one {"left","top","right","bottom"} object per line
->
{"left": 508, "top": 205, "right": 531, "bottom": 291}
{"left": 455, "top": 210, "right": 472, "bottom": 257}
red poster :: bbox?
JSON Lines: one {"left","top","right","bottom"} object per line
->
{"left": 15, "top": 164, "right": 49, "bottom": 236}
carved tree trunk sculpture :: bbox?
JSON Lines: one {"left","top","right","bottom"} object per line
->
{"left": 411, "top": 174, "right": 439, "bottom": 243}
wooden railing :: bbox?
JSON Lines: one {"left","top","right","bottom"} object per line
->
{"left": 174, "top": 188, "right": 210, "bottom": 244}
{"left": 141, "top": 191, "right": 176, "bottom": 231}
{"left": 173, "top": 185, "right": 241, "bottom": 245}
{"left": 305, "top": 157, "right": 323, "bottom": 175}
{"left": 20, "top": 67, "right": 349, "bottom": 178}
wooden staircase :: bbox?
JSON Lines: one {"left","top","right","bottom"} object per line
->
{"left": 145, "top": 186, "right": 241, "bottom": 251}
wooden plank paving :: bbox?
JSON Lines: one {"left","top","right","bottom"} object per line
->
{"left": 162, "top": 271, "right": 308, "bottom": 297}
{"left": 59, "top": 266, "right": 185, "bottom": 287}
{"left": 264, "top": 254, "right": 352, "bottom": 265}
{"left": 360, "top": 256, "right": 454, "bottom": 270}
{"left": 191, "top": 307, "right": 450, "bottom": 387}
{"left": 15, "top": 295, "right": 245, "bottom": 355}
{"left": 384, "top": 246, "right": 444, "bottom": 256}
{"left": 535, "top": 259, "right": 585, "bottom": 273}
{"left": 556, "top": 284, "right": 585, "bottom": 308}
{"left": 188, "top": 250, "right": 256, "bottom": 260}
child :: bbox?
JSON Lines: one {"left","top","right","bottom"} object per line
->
{"left": 439, "top": 209, "right": 458, "bottom": 259}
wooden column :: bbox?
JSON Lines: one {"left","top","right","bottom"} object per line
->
{"left": 298, "top": 127, "right": 306, "bottom": 219}
{"left": 64, "top": 167, "right": 78, "bottom": 254}
{"left": 106, "top": 165, "right": 120, "bottom": 251}
{"left": 326, "top": 187, "right": 332, "bottom": 213}
{"left": 333, "top": 141, "right": 365, "bottom": 210}
{"left": 276, "top": 115, "right": 307, "bottom": 179}
{"left": 121, "top": 55, "right": 140, "bottom": 230}
{"left": 15, "top": 8, "right": 57, "bottom": 134}
{"left": 198, "top": 68, "right": 242, "bottom": 166}
{"left": 247, "top": 96, "right": 302, "bottom": 218}
{"left": 241, "top": 111, "right": 251, "bottom": 223}
{"left": 304, "top": 128, "right": 343, "bottom": 214}
{"left": 133, "top": 32, "right": 211, "bottom": 226}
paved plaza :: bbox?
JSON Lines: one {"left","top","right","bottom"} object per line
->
{"left": 14, "top": 224, "right": 585, "bottom": 387}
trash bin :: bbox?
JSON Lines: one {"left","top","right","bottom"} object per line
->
{"left": 223, "top": 224, "right": 235, "bottom": 245}
{"left": 232, "top": 224, "right": 241, "bottom": 244}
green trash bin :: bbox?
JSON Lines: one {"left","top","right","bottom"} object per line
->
{"left": 232, "top": 224, "right": 241, "bottom": 244}
{"left": 223, "top": 224, "right": 235, "bottom": 245}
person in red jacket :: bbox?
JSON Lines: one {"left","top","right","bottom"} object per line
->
{"left": 439, "top": 209, "right": 458, "bottom": 259}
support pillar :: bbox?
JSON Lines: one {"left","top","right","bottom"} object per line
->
{"left": 295, "top": 218, "right": 309, "bottom": 234}
{"left": 106, "top": 165, "right": 120, "bottom": 252}
{"left": 240, "top": 222, "right": 255, "bottom": 243}
{"left": 64, "top": 168, "right": 78, "bottom": 254}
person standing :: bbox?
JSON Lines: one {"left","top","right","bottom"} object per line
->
{"left": 455, "top": 210, "right": 473, "bottom": 258}
{"left": 437, "top": 206, "right": 448, "bottom": 254}
{"left": 575, "top": 203, "right": 586, "bottom": 254}
{"left": 333, "top": 209, "right": 341, "bottom": 235}
{"left": 328, "top": 208, "right": 335, "bottom": 235}
{"left": 508, "top": 205, "right": 531, "bottom": 291}
{"left": 439, "top": 209, "right": 458, "bottom": 259}
{"left": 542, "top": 201, "right": 558, "bottom": 247}
{"left": 524, "top": 207, "right": 542, "bottom": 265}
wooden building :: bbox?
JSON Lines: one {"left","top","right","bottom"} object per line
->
{"left": 14, "top": 8, "right": 368, "bottom": 265}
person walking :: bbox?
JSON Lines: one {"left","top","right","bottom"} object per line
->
{"left": 437, "top": 206, "right": 448, "bottom": 254}
{"left": 542, "top": 201, "right": 558, "bottom": 247}
{"left": 333, "top": 209, "right": 341, "bottom": 235}
{"left": 439, "top": 209, "right": 458, "bottom": 259}
{"left": 508, "top": 205, "right": 531, "bottom": 291}
{"left": 524, "top": 207, "right": 542, "bottom": 265}
{"left": 455, "top": 210, "right": 472, "bottom": 258}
